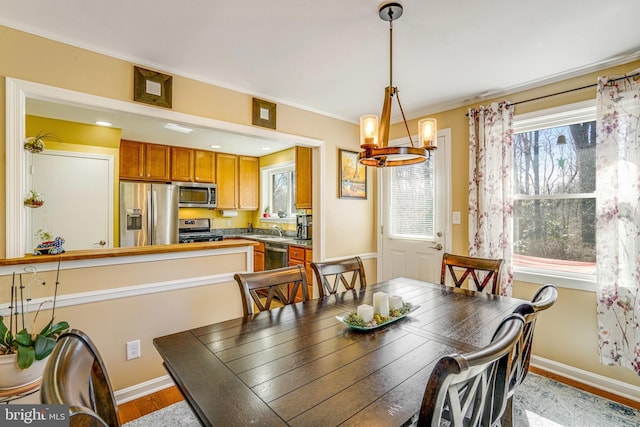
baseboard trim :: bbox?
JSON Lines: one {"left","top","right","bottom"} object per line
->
{"left": 115, "top": 375, "right": 175, "bottom": 405}
{"left": 531, "top": 355, "right": 640, "bottom": 406}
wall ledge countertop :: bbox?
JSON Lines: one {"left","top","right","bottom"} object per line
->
{"left": 0, "top": 239, "right": 259, "bottom": 266}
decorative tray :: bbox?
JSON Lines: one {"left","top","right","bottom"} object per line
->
{"left": 336, "top": 303, "right": 420, "bottom": 331}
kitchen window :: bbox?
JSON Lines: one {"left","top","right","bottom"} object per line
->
{"left": 261, "top": 162, "right": 296, "bottom": 221}
{"left": 512, "top": 100, "right": 596, "bottom": 290}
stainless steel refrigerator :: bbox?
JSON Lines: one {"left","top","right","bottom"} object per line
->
{"left": 119, "top": 182, "right": 179, "bottom": 247}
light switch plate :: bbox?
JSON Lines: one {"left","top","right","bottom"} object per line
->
{"left": 452, "top": 211, "right": 461, "bottom": 225}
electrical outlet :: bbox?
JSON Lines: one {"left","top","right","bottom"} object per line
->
{"left": 226, "top": 220, "right": 231, "bottom": 227}
{"left": 126, "top": 339, "right": 141, "bottom": 360}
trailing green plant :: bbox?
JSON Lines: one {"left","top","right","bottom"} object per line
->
{"left": 0, "top": 261, "right": 69, "bottom": 369}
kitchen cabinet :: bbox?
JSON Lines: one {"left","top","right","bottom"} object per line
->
{"left": 216, "top": 153, "right": 238, "bottom": 209}
{"left": 295, "top": 146, "right": 312, "bottom": 209}
{"left": 238, "top": 156, "right": 259, "bottom": 209}
{"left": 171, "top": 147, "right": 194, "bottom": 182}
{"left": 194, "top": 150, "right": 216, "bottom": 183}
{"left": 288, "top": 245, "right": 313, "bottom": 300}
{"left": 119, "top": 140, "right": 171, "bottom": 181}
{"left": 216, "top": 154, "right": 259, "bottom": 209}
{"left": 254, "top": 241, "right": 265, "bottom": 272}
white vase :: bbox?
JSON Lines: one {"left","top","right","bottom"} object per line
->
{"left": 0, "top": 353, "right": 47, "bottom": 390}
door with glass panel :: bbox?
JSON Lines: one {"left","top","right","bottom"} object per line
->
{"left": 380, "top": 130, "right": 451, "bottom": 282}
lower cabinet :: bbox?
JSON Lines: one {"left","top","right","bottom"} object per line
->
{"left": 254, "top": 242, "right": 265, "bottom": 272}
{"left": 288, "top": 245, "right": 313, "bottom": 301}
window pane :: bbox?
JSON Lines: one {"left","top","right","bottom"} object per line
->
{"left": 271, "top": 172, "right": 290, "bottom": 215}
{"left": 389, "top": 160, "right": 434, "bottom": 238}
{"left": 514, "top": 121, "right": 596, "bottom": 195}
{"left": 513, "top": 198, "right": 595, "bottom": 263}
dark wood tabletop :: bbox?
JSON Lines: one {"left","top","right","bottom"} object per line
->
{"left": 153, "top": 277, "right": 527, "bottom": 426}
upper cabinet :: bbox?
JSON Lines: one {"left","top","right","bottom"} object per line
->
{"left": 194, "top": 150, "right": 216, "bottom": 183}
{"left": 120, "top": 140, "right": 170, "bottom": 181}
{"left": 216, "top": 153, "right": 259, "bottom": 210}
{"left": 238, "top": 156, "right": 259, "bottom": 210}
{"left": 171, "top": 147, "right": 194, "bottom": 182}
{"left": 295, "top": 146, "right": 312, "bottom": 209}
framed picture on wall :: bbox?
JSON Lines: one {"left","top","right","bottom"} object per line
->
{"left": 133, "top": 66, "right": 173, "bottom": 108}
{"left": 339, "top": 149, "right": 367, "bottom": 199}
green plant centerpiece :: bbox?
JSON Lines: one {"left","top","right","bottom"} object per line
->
{"left": 24, "top": 189, "right": 45, "bottom": 208}
{"left": 0, "top": 261, "right": 69, "bottom": 369}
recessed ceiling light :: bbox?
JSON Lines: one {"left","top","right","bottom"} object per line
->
{"left": 164, "top": 123, "right": 193, "bottom": 134}
{"left": 262, "top": 147, "right": 271, "bottom": 151}
{"left": 210, "top": 144, "right": 221, "bottom": 149}
{"left": 95, "top": 121, "right": 112, "bottom": 127}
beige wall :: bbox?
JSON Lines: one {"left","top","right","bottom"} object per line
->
{"left": 3, "top": 22, "right": 640, "bottom": 394}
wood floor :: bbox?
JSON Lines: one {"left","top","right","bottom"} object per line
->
{"left": 117, "top": 368, "right": 640, "bottom": 424}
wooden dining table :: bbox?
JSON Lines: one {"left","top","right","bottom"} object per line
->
{"left": 153, "top": 277, "right": 528, "bottom": 426}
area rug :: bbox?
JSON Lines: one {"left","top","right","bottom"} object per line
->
{"left": 123, "top": 373, "right": 640, "bottom": 426}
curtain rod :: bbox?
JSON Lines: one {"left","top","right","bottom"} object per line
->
{"left": 465, "top": 71, "right": 640, "bottom": 115}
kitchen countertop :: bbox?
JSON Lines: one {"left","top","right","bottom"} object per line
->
{"left": 230, "top": 233, "right": 312, "bottom": 248}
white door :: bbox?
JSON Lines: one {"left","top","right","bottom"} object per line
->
{"left": 28, "top": 150, "right": 114, "bottom": 251}
{"left": 380, "top": 129, "right": 451, "bottom": 282}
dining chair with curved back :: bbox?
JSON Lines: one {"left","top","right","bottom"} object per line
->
{"left": 41, "top": 329, "right": 120, "bottom": 427}
{"left": 440, "top": 253, "right": 505, "bottom": 295}
{"left": 234, "top": 264, "right": 309, "bottom": 316}
{"left": 417, "top": 313, "right": 525, "bottom": 427}
{"left": 311, "top": 256, "right": 366, "bottom": 298}
{"left": 501, "top": 284, "right": 558, "bottom": 427}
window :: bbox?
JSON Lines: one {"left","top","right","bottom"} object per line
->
{"left": 260, "top": 162, "right": 296, "bottom": 219}
{"left": 388, "top": 159, "right": 435, "bottom": 239}
{"left": 512, "top": 101, "right": 596, "bottom": 289}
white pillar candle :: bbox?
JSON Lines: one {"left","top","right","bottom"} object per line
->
{"left": 389, "top": 295, "right": 403, "bottom": 311}
{"left": 372, "top": 292, "right": 390, "bottom": 317}
{"left": 357, "top": 304, "right": 374, "bottom": 323}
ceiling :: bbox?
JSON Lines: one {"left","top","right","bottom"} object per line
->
{"left": 3, "top": 1, "right": 640, "bottom": 155}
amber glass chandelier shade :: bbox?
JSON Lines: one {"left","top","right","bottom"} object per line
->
{"left": 360, "top": 115, "right": 379, "bottom": 147}
{"left": 418, "top": 118, "right": 438, "bottom": 149}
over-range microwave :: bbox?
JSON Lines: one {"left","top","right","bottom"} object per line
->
{"left": 175, "top": 182, "right": 217, "bottom": 208}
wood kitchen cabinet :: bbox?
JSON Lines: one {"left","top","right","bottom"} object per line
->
{"left": 216, "top": 153, "right": 238, "bottom": 209}
{"left": 171, "top": 147, "right": 194, "bottom": 182}
{"left": 119, "top": 140, "right": 171, "bottom": 181}
{"left": 295, "top": 146, "right": 312, "bottom": 209}
{"left": 254, "top": 241, "right": 265, "bottom": 272}
{"left": 288, "top": 245, "right": 313, "bottom": 300}
{"left": 194, "top": 150, "right": 216, "bottom": 183}
{"left": 238, "top": 155, "right": 259, "bottom": 209}
{"left": 216, "top": 154, "right": 259, "bottom": 209}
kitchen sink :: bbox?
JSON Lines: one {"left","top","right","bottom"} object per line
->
{"left": 242, "top": 235, "right": 289, "bottom": 242}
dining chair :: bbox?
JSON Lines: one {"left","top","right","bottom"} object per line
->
{"left": 234, "top": 264, "right": 309, "bottom": 316}
{"left": 311, "top": 256, "right": 366, "bottom": 298}
{"left": 501, "top": 284, "right": 558, "bottom": 427}
{"left": 417, "top": 313, "right": 525, "bottom": 427}
{"left": 440, "top": 252, "right": 505, "bottom": 295}
{"left": 41, "top": 329, "right": 120, "bottom": 427}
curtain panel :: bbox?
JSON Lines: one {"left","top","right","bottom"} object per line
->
{"left": 468, "top": 101, "right": 515, "bottom": 295}
{"left": 596, "top": 70, "right": 640, "bottom": 373}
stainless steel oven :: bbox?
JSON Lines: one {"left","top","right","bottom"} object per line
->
{"left": 265, "top": 242, "right": 288, "bottom": 270}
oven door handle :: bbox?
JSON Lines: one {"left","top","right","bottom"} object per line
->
{"left": 265, "top": 245, "right": 287, "bottom": 253}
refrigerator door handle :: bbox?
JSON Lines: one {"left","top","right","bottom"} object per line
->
{"left": 147, "top": 190, "right": 153, "bottom": 244}
{"left": 151, "top": 190, "right": 158, "bottom": 243}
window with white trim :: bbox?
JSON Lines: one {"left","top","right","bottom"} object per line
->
{"left": 512, "top": 101, "right": 596, "bottom": 289}
{"left": 260, "top": 162, "right": 296, "bottom": 219}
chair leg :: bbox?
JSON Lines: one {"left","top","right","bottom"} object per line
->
{"left": 500, "top": 396, "right": 514, "bottom": 427}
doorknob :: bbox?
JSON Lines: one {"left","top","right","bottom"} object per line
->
{"left": 95, "top": 240, "right": 106, "bottom": 246}
{"left": 431, "top": 243, "right": 443, "bottom": 251}
{"left": 436, "top": 231, "right": 443, "bottom": 237}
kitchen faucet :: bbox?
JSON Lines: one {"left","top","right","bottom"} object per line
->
{"left": 271, "top": 225, "right": 284, "bottom": 237}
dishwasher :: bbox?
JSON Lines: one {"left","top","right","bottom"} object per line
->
{"left": 265, "top": 242, "right": 288, "bottom": 270}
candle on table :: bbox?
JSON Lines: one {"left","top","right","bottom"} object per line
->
{"left": 357, "top": 304, "right": 374, "bottom": 323}
{"left": 372, "top": 292, "right": 389, "bottom": 317}
{"left": 389, "top": 295, "right": 403, "bottom": 311}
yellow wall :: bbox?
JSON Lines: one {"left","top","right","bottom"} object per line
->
{"left": 389, "top": 59, "right": 640, "bottom": 389}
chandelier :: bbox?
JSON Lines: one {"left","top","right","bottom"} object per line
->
{"left": 358, "top": 2, "right": 437, "bottom": 168}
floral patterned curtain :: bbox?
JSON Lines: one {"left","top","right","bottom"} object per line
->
{"left": 468, "top": 101, "right": 515, "bottom": 295}
{"left": 596, "top": 70, "right": 640, "bottom": 373}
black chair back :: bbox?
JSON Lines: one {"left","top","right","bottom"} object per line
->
{"left": 235, "top": 264, "right": 309, "bottom": 315}
{"left": 311, "top": 256, "right": 366, "bottom": 298}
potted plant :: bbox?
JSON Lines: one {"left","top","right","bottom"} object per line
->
{"left": 263, "top": 206, "right": 270, "bottom": 218}
{"left": 24, "top": 189, "right": 45, "bottom": 208}
{"left": 0, "top": 262, "right": 69, "bottom": 389}
{"left": 23, "top": 131, "right": 55, "bottom": 153}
